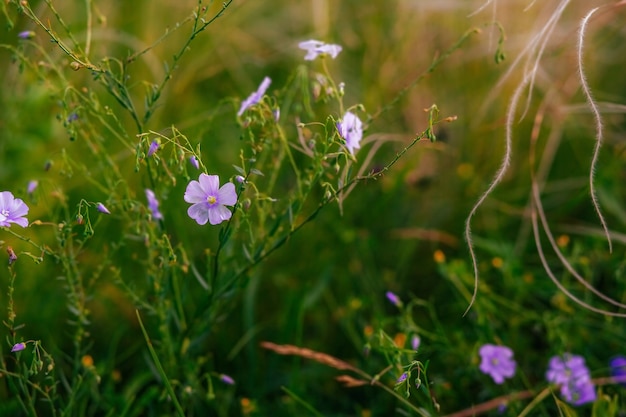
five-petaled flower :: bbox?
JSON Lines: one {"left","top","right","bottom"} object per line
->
{"left": 546, "top": 353, "right": 596, "bottom": 405}
{"left": 184, "top": 174, "right": 237, "bottom": 225}
{"left": 0, "top": 191, "right": 29, "bottom": 228}
{"left": 238, "top": 77, "right": 271, "bottom": 116}
{"left": 298, "top": 40, "right": 342, "bottom": 60}
{"left": 337, "top": 111, "right": 363, "bottom": 155}
{"left": 478, "top": 344, "right": 517, "bottom": 384}
{"left": 145, "top": 189, "right": 163, "bottom": 220}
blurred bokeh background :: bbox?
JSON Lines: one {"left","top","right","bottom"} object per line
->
{"left": 1, "top": 0, "right": 626, "bottom": 415}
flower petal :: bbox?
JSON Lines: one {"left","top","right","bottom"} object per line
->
{"left": 188, "top": 203, "right": 209, "bottom": 225}
{"left": 217, "top": 182, "right": 237, "bottom": 206}
{"left": 208, "top": 205, "right": 232, "bottom": 225}
{"left": 198, "top": 174, "right": 220, "bottom": 196}
{"left": 184, "top": 180, "right": 206, "bottom": 204}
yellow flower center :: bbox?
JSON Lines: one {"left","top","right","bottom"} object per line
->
{"left": 207, "top": 196, "right": 217, "bottom": 205}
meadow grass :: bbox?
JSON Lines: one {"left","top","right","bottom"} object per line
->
{"left": 1, "top": 0, "right": 626, "bottom": 416}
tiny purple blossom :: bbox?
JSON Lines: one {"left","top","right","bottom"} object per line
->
{"left": 396, "top": 372, "right": 408, "bottom": 384}
{"left": 273, "top": 108, "right": 280, "bottom": 122}
{"left": 219, "top": 374, "right": 235, "bottom": 385}
{"left": 145, "top": 189, "right": 163, "bottom": 220}
{"left": 337, "top": 111, "right": 363, "bottom": 155}
{"left": 189, "top": 156, "right": 200, "bottom": 170}
{"left": 18, "top": 31, "right": 35, "bottom": 40}
{"left": 7, "top": 247, "right": 17, "bottom": 265}
{"left": 411, "top": 334, "right": 421, "bottom": 351}
{"left": 478, "top": 344, "right": 517, "bottom": 384}
{"left": 0, "top": 191, "right": 29, "bottom": 228}
{"left": 96, "top": 203, "right": 111, "bottom": 215}
{"left": 184, "top": 174, "right": 237, "bottom": 226}
{"left": 147, "top": 140, "right": 159, "bottom": 157}
{"left": 67, "top": 113, "right": 79, "bottom": 123}
{"left": 610, "top": 356, "right": 626, "bottom": 386}
{"left": 27, "top": 180, "right": 38, "bottom": 194}
{"left": 235, "top": 175, "right": 245, "bottom": 184}
{"left": 11, "top": 342, "right": 26, "bottom": 352}
{"left": 298, "top": 40, "right": 343, "bottom": 60}
{"left": 238, "top": 77, "right": 271, "bottom": 116}
{"left": 385, "top": 291, "right": 401, "bottom": 307}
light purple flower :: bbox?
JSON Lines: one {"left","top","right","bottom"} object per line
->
{"left": 238, "top": 77, "right": 271, "bottom": 116}
{"left": 18, "top": 31, "right": 35, "bottom": 40}
{"left": 27, "top": 180, "right": 38, "bottom": 194}
{"left": 546, "top": 353, "right": 596, "bottom": 405}
{"left": 184, "top": 174, "right": 237, "bottom": 225}
{"left": 11, "top": 342, "right": 26, "bottom": 352}
{"left": 610, "top": 356, "right": 626, "bottom": 386}
{"left": 235, "top": 175, "right": 245, "bottom": 184}
{"left": 337, "top": 111, "right": 363, "bottom": 155}
{"left": 546, "top": 353, "right": 588, "bottom": 385}
{"left": 189, "top": 156, "right": 200, "bottom": 170}
{"left": 478, "top": 344, "right": 517, "bottom": 384}
{"left": 411, "top": 334, "right": 421, "bottom": 351}
{"left": 67, "top": 113, "right": 79, "bottom": 123}
{"left": 7, "top": 246, "right": 17, "bottom": 265}
{"left": 0, "top": 191, "right": 29, "bottom": 228}
{"left": 298, "top": 40, "right": 342, "bottom": 60}
{"left": 145, "top": 189, "right": 163, "bottom": 220}
{"left": 386, "top": 291, "right": 401, "bottom": 307}
{"left": 219, "top": 374, "right": 235, "bottom": 385}
{"left": 396, "top": 372, "right": 408, "bottom": 384}
{"left": 147, "top": 140, "right": 159, "bottom": 157}
{"left": 96, "top": 203, "right": 111, "bottom": 214}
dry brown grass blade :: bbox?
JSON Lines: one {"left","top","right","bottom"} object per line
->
{"left": 260, "top": 341, "right": 359, "bottom": 373}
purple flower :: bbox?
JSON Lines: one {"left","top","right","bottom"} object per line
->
{"left": 0, "top": 191, "right": 29, "bottom": 228}
{"left": 235, "top": 175, "right": 245, "bottom": 184}
{"left": 478, "top": 344, "right": 516, "bottom": 384}
{"left": 11, "top": 342, "right": 26, "bottom": 352}
{"left": 337, "top": 111, "right": 363, "bottom": 155}
{"left": 610, "top": 356, "right": 626, "bottom": 386}
{"left": 96, "top": 203, "right": 111, "bottom": 214}
{"left": 147, "top": 140, "right": 159, "bottom": 157}
{"left": 386, "top": 291, "right": 402, "bottom": 307}
{"left": 546, "top": 353, "right": 588, "bottom": 385}
{"left": 189, "top": 156, "right": 200, "bottom": 170}
{"left": 561, "top": 375, "right": 596, "bottom": 405}
{"left": 546, "top": 353, "right": 596, "bottom": 405}
{"left": 18, "top": 31, "right": 35, "bottom": 40}
{"left": 396, "top": 372, "right": 408, "bottom": 384}
{"left": 298, "top": 40, "right": 342, "bottom": 60}
{"left": 184, "top": 174, "right": 237, "bottom": 225}
{"left": 67, "top": 113, "right": 79, "bottom": 123}
{"left": 145, "top": 189, "right": 163, "bottom": 220}
{"left": 411, "top": 334, "right": 421, "bottom": 351}
{"left": 238, "top": 77, "right": 271, "bottom": 116}
{"left": 27, "top": 180, "right": 38, "bottom": 194}
{"left": 219, "top": 374, "right": 235, "bottom": 385}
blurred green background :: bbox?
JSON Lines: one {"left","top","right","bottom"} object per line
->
{"left": 1, "top": 0, "right": 626, "bottom": 415}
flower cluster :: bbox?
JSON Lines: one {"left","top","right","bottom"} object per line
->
{"left": 546, "top": 353, "right": 596, "bottom": 405}
{"left": 478, "top": 345, "right": 597, "bottom": 406}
